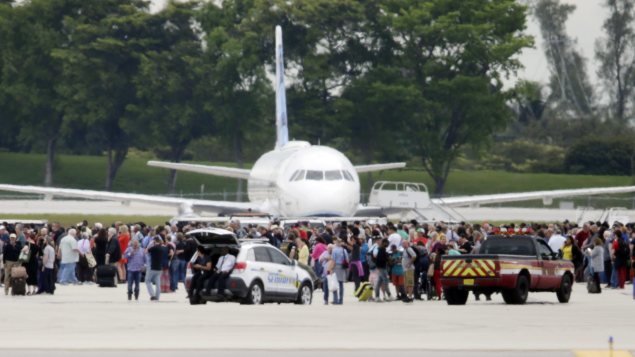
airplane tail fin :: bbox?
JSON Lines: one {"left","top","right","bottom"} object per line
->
{"left": 275, "top": 25, "right": 289, "bottom": 149}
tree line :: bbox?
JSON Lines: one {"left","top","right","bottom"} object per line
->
{"left": 0, "top": 0, "right": 631, "bottom": 196}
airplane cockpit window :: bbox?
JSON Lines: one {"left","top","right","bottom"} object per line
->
{"left": 306, "top": 170, "right": 324, "bottom": 181}
{"left": 325, "top": 170, "right": 342, "bottom": 181}
{"left": 293, "top": 170, "right": 305, "bottom": 181}
{"left": 289, "top": 170, "right": 300, "bottom": 181}
{"left": 342, "top": 170, "right": 354, "bottom": 181}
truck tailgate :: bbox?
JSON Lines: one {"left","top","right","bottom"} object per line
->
{"left": 442, "top": 256, "right": 498, "bottom": 279}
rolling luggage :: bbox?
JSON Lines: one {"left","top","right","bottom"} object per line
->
{"left": 11, "top": 277, "right": 26, "bottom": 296}
{"left": 11, "top": 266, "right": 27, "bottom": 279}
{"left": 354, "top": 282, "right": 373, "bottom": 302}
{"left": 96, "top": 265, "right": 117, "bottom": 287}
{"left": 587, "top": 279, "right": 600, "bottom": 294}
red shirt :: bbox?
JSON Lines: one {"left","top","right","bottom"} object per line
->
{"left": 118, "top": 234, "right": 130, "bottom": 262}
{"left": 575, "top": 230, "right": 589, "bottom": 248}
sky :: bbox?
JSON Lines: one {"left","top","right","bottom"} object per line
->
{"left": 151, "top": 0, "right": 606, "bottom": 87}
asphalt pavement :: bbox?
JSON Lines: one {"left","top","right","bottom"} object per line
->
{"left": 0, "top": 281, "right": 633, "bottom": 355}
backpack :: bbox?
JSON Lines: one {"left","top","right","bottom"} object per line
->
{"left": 617, "top": 238, "right": 630, "bottom": 260}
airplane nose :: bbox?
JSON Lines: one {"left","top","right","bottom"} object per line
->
{"left": 297, "top": 183, "right": 358, "bottom": 216}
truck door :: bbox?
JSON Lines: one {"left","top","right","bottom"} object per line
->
{"left": 536, "top": 239, "right": 559, "bottom": 289}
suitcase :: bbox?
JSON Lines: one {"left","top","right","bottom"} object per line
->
{"left": 354, "top": 282, "right": 373, "bottom": 301}
{"left": 11, "top": 277, "right": 26, "bottom": 296}
{"left": 587, "top": 279, "right": 600, "bottom": 294}
{"left": 11, "top": 266, "right": 27, "bottom": 279}
{"left": 96, "top": 265, "right": 117, "bottom": 287}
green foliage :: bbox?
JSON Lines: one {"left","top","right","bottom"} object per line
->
{"left": 0, "top": 151, "right": 630, "bottom": 197}
{"left": 564, "top": 136, "right": 635, "bottom": 175}
{"left": 483, "top": 140, "right": 565, "bottom": 173}
{"left": 383, "top": 0, "right": 532, "bottom": 193}
{"left": 595, "top": 0, "right": 635, "bottom": 123}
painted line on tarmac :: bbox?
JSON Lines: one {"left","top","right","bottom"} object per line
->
{"left": 574, "top": 351, "right": 634, "bottom": 357}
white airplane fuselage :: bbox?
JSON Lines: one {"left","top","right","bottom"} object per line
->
{"left": 248, "top": 141, "right": 360, "bottom": 217}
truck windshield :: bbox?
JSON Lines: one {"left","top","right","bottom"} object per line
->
{"left": 479, "top": 238, "right": 536, "bottom": 256}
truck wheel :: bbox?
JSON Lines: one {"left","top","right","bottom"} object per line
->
{"left": 502, "top": 274, "right": 529, "bottom": 305}
{"left": 445, "top": 288, "right": 469, "bottom": 305}
{"left": 556, "top": 274, "right": 572, "bottom": 303}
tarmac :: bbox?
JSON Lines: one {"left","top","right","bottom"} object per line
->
{"left": 0, "top": 281, "right": 633, "bottom": 355}
{"left": 0, "top": 199, "right": 631, "bottom": 222}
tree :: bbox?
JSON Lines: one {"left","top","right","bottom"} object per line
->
{"left": 381, "top": 0, "right": 532, "bottom": 194}
{"left": 126, "top": 1, "right": 215, "bottom": 193}
{"left": 534, "top": 0, "right": 595, "bottom": 117}
{"left": 595, "top": 0, "right": 635, "bottom": 124}
{"left": 197, "top": 0, "right": 274, "bottom": 199}
{"left": 511, "top": 80, "right": 547, "bottom": 125}
{"left": 2, "top": 0, "right": 85, "bottom": 186}
{"left": 53, "top": 0, "right": 155, "bottom": 190}
{"left": 565, "top": 136, "right": 635, "bottom": 175}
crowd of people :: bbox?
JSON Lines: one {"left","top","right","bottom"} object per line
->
{"left": 1, "top": 218, "right": 633, "bottom": 303}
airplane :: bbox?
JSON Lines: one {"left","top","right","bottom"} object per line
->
{"left": 2, "top": 26, "right": 635, "bottom": 219}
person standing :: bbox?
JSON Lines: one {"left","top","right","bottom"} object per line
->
{"left": 58, "top": 229, "right": 80, "bottom": 285}
{"left": 401, "top": 240, "right": 417, "bottom": 301}
{"left": 346, "top": 229, "right": 364, "bottom": 291}
{"left": 373, "top": 238, "right": 392, "bottom": 301}
{"left": 331, "top": 239, "right": 348, "bottom": 305}
{"left": 295, "top": 238, "right": 310, "bottom": 266}
{"left": 24, "top": 232, "right": 40, "bottom": 295}
{"left": 105, "top": 227, "right": 121, "bottom": 274}
{"left": 93, "top": 228, "right": 108, "bottom": 267}
{"left": 311, "top": 236, "right": 327, "bottom": 278}
{"left": 117, "top": 225, "right": 131, "bottom": 284}
{"left": 587, "top": 237, "right": 605, "bottom": 293}
{"left": 39, "top": 237, "right": 56, "bottom": 295}
{"left": 3, "top": 233, "right": 21, "bottom": 295}
{"left": 318, "top": 244, "right": 335, "bottom": 305}
{"left": 160, "top": 238, "right": 173, "bottom": 293}
{"left": 172, "top": 233, "right": 187, "bottom": 291}
{"left": 76, "top": 231, "right": 93, "bottom": 284}
{"left": 124, "top": 239, "right": 145, "bottom": 301}
{"left": 145, "top": 237, "right": 163, "bottom": 301}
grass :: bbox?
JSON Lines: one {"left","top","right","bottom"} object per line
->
{"left": 1, "top": 151, "right": 634, "bottom": 209}
{"left": 0, "top": 214, "right": 172, "bottom": 227}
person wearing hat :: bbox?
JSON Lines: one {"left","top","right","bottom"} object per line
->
{"left": 3, "top": 233, "right": 22, "bottom": 295}
{"left": 145, "top": 236, "right": 164, "bottom": 301}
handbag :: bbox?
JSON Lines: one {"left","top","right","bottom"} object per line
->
{"left": 327, "top": 273, "right": 339, "bottom": 292}
{"left": 85, "top": 252, "right": 97, "bottom": 268}
{"left": 18, "top": 245, "right": 31, "bottom": 263}
{"left": 427, "top": 253, "right": 437, "bottom": 277}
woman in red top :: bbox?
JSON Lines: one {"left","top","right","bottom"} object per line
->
{"left": 117, "top": 225, "right": 131, "bottom": 284}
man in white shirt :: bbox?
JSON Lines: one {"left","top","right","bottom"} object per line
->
{"left": 58, "top": 229, "right": 80, "bottom": 285}
{"left": 204, "top": 247, "right": 236, "bottom": 296}
{"left": 547, "top": 228, "right": 566, "bottom": 254}
{"left": 387, "top": 226, "right": 402, "bottom": 253}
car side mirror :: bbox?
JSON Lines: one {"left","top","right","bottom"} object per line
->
{"left": 291, "top": 259, "right": 296, "bottom": 266}
{"left": 555, "top": 251, "right": 562, "bottom": 260}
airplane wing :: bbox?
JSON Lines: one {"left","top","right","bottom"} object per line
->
{"left": 354, "top": 162, "right": 406, "bottom": 173}
{"left": 0, "top": 184, "right": 257, "bottom": 215}
{"left": 147, "top": 161, "right": 251, "bottom": 180}
{"left": 433, "top": 186, "right": 635, "bottom": 208}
